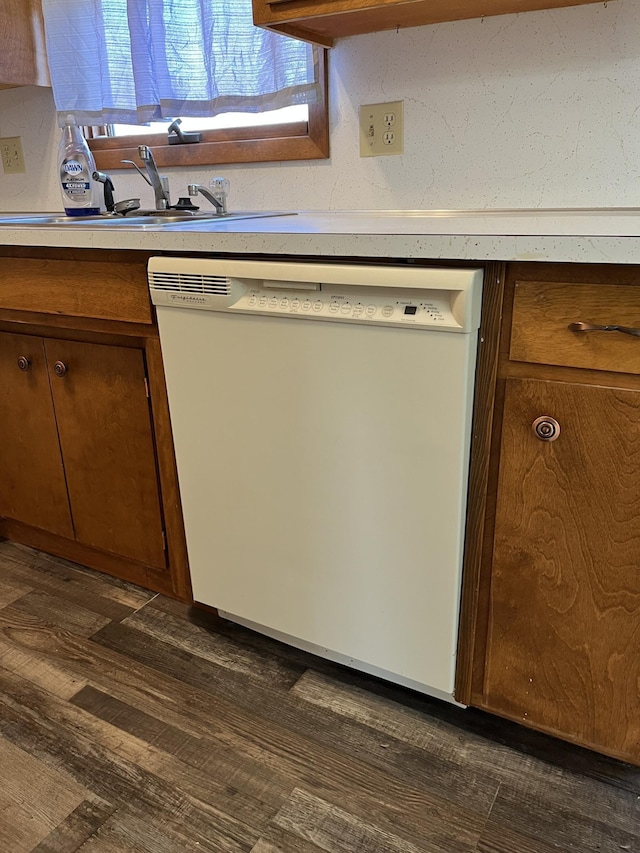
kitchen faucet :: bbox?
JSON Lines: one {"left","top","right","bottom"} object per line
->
{"left": 139, "top": 145, "right": 171, "bottom": 209}
{"left": 188, "top": 179, "right": 230, "bottom": 215}
{"left": 122, "top": 145, "right": 171, "bottom": 210}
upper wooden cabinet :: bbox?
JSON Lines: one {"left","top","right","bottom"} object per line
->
{"left": 0, "top": 0, "right": 49, "bottom": 88}
{"left": 252, "top": 0, "right": 609, "bottom": 46}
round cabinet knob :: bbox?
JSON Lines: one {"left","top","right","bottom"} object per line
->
{"left": 17, "top": 356, "right": 30, "bottom": 372}
{"left": 532, "top": 416, "right": 560, "bottom": 442}
{"left": 53, "top": 360, "right": 68, "bottom": 377}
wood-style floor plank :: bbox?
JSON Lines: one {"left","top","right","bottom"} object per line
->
{"left": 291, "top": 669, "right": 640, "bottom": 839}
{"left": 31, "top": 801, "right": 116, "bottom": 853}
{"left": 70, "top": 682, "right": 299, "bottom": 813}
{"left": 59, "top": 810, "right": 206, "bottom": 853}
{"left": 169, "top": 597, "right": 640, "bottom": 797}
{"left": 0, "top": 604, "right": 492, "bottom": 851}
{"left": 92, "top": 617, "right": 640, "bottom": 853}
{"left": 0, "top": 575, "right": 32, "bottom": 609}
{"left": 256, "top": 787, "right": 429, "bottom": 853}
{"left": 93, "top": 615, "right": 495, "bottom": 805}
{"left": 251, "top": 834, "right": 324, "bottom": 853}
{"left": 0, "top": 665, "right": 266, "bottom": 853}
{"left": 0, "top": 630, "right": 289, "bottom": 844}
{"left": 123, "top": 603, "right": 305, "bottom": 688}
{"left": 0, "top": 634, "right": 87, "bottom": 700}
{"left": 69, "top": 682, "right": 485, "bottom": 852}
{"left": 91, "top": 620, "right": 497, "bottom": 833}
{"left": 12, "top": 588, "right": 111, "bottom": 638}
{"left": 1, "top": 541, "right": 640, "bottom": 853}
{"left": 477, "top": 777, "right": 640, "bottom": 853}
{"left": 0, "top": 542, "right": 154, "bottom": 619}
{"left": 0, "top": 738, "right": 94, "bottom": 853}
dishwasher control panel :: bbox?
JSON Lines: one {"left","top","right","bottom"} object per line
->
{"left": 148, "top": 258, "right": 483, "bottom": 334}
{"left": 235, "top": 286, "right": 457, "bottom": 329}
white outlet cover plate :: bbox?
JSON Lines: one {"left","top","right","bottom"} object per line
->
{"left": 359, "top": 101, "right": 404, "bottom": 158}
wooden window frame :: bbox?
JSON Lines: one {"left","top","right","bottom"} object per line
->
{"left": 88, "top": 50, "right": 328, "bottom": 171}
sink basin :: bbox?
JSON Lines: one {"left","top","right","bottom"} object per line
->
{"left": 111, "top": 211, "right": 295, "bottom": 227}
{"left": 0, "top": 211, "right": 295, "bottom": 228}
{"left": 0, "top": 214, "right": 74, "bottom": 226}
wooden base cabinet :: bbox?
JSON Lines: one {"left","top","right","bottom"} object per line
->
{"left": 484, "top": 377, "right": 640, "bottom": 761}
{"left": 0, "top": 246, "right": 191, "bottom": 601}
{"left": 1, "top": 331, "right": 166, "bottom": 568}
{"left": 0, "top": 332, "right": 74, "bottom": 538}
{"left": 458, "top": 263, "right": 640, "bottom": 765}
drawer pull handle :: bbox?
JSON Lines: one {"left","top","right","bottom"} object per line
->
{"left": 568, "top": 321, "right": 640, "bottom": 338}
{"left": 53, "top": 360, "right": 68, "bottom": 377}
{"left": 532, "top": 416, "right": 560, "bottom": 442}
{"left": 17, "top": 356, "right": 30, "bottom": 372}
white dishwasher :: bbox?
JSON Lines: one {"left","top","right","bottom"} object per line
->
{"left": 149, "top": 258, "right": 482, "bottom": 704}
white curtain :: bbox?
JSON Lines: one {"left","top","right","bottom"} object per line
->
{"left": 42, "top": 0, "right": 319, "bottom": 127}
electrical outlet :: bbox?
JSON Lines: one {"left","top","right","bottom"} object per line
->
{"left": 1, "top": 137, "right": 26, "bottom": 174}
{"left": 359, "top": 101, "right": 404, "bottom": 157}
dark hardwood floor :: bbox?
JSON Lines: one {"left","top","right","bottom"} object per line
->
{"left": 0, "top": 539, "right": 639, "bottom": 852}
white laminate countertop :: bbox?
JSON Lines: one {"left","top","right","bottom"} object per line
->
{"left": 4, "top": 209, "right": 640, "bottom": 263}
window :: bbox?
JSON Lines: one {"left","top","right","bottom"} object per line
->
{"left": 43, "top": 0, "right": 329, "bottom": 169}
{"left": 87, "top": 51, "right": 328, "bottom": 170}
{"left": 111, "top": 104, "right": 308, "bottom": 136}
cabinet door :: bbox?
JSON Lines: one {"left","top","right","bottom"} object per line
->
{"left": 0, "top": 332, "right": 74, "bottom": 537}
{"left": 0, "top": 0, "right": 49, "bottom": 87}
{"left": 44, "top": 339, "right": 166, "bottom": 570}
{"left": 484, "top": 378, "right": 640, "bottom": 760}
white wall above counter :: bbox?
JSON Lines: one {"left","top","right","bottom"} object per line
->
{"left": 2, "top": 209, "right": 640, "bottom": 264}
{"left": 1, "top": 1, "right": 640, "bottom": 216}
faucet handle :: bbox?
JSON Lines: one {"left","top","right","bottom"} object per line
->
{"left": 210, "top": 177, "right": 230, "bottom": 213}
{"left": 210, "top": 177, "right": 230, "bottom": 196}
{"left": 121, "top": 159, "right": 152, "bottom": 186}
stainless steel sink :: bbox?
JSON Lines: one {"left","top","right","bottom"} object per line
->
{"left": 0, "top": 214, "right": 75, "bottom": 226}
{"left": 0, "top": 211, "right": 295, "bottom": 228}
{"left": 113, "top": 211, "right": 295, "bottom": 227}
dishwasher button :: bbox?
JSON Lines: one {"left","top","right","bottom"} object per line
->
{"left": 353, "top": 304, "right": 364, "bottom": 317}
{"left": 248, "top": 295, "right": 257, "bottom": 306}
{"left": 279, "top": 298, "right": 289, "bottom": 309}
{"left": 340, "top": 303, "right": 352, "bottom": 315}
{"left": 302, "top": 300, "right": 312, "bottom": 311}
{"left": 259, "top": 296, "right": 268, "bottom": 307}
{"left": 291, "top": 299, "right": 301, "bottom": 311}
{"left": 313, "top": 300, "right": 323, "bottom": 312}
{"left": 382, "top": 305, "right": 394, "bottom": 318}
{"left": 365, "top": 305, "right": 377, "bottom": 317}
{"left": 329, "top": 302, "right": 340, "bottom": 313}
{"left": 269, "top": 297, "right": 279, "bottom": 309}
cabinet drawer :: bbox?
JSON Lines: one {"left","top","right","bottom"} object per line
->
{"left": 0, "top": 254, "right": 153, "bottom": 324}
{"left": 510, "top": 280, "right": 640, "bottom": 375}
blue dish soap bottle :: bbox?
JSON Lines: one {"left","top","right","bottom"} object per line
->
{"left": 57, "top": 115, "right": 101, "bottom": 216}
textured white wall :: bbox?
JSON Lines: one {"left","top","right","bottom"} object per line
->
{"left": 0, "top": 0, "right": 638, "bottom": 213}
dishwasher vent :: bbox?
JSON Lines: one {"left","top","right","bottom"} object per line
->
{"left": 149, "top": 271, "right": 231, "bottom": 296}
